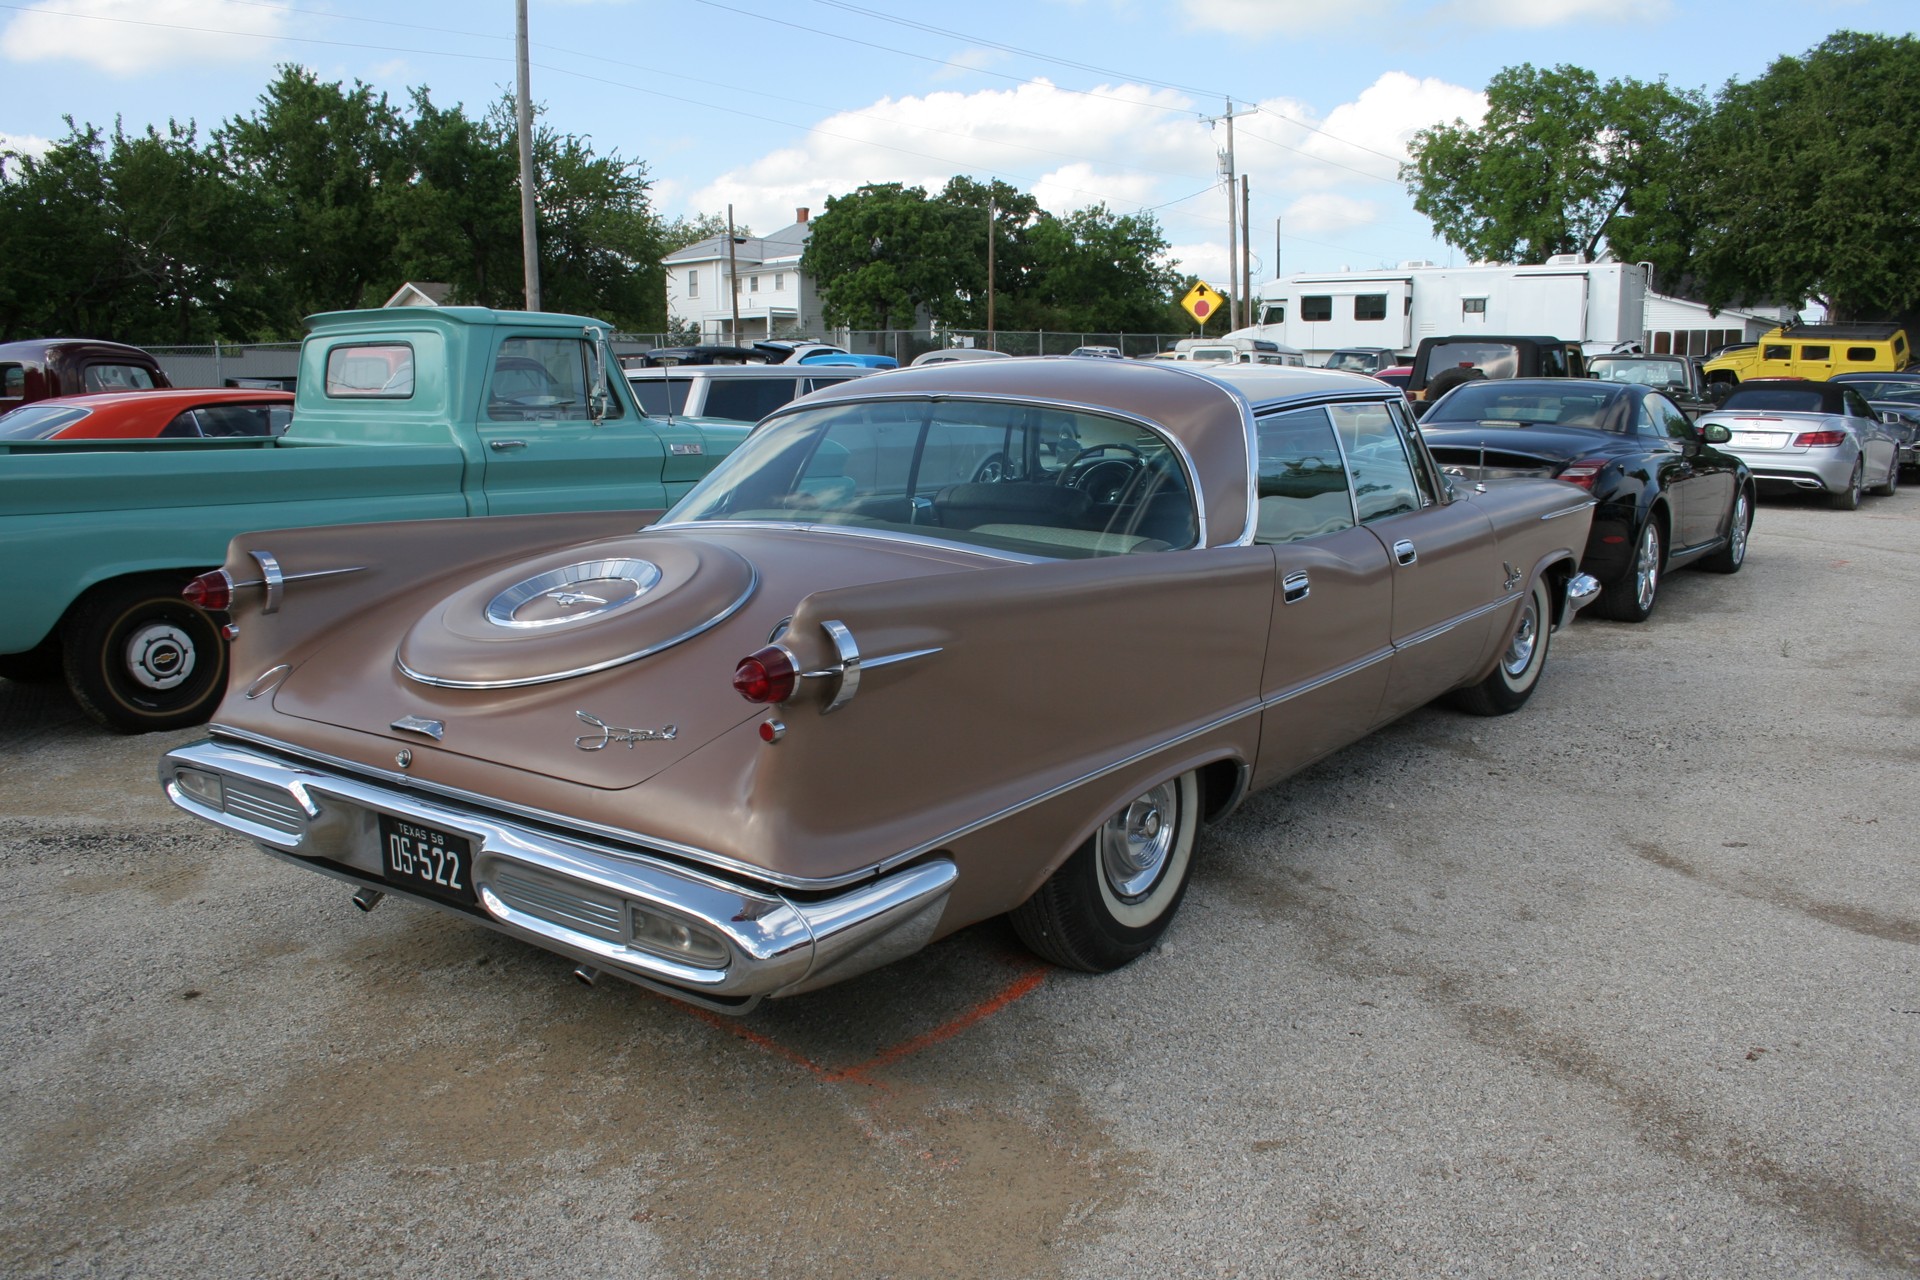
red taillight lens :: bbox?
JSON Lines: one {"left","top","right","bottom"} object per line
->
{"left": 183, "top": 570, "right": 232, "bottom": 611}
{"left": 1792, "top": 430, "right": 1846, "bottom": 447}
{"left": 733, "top": 645, "right": 797, "bottom": 704}
{"left": 1558, "top": 458, "right": 1608, "bottom": 489}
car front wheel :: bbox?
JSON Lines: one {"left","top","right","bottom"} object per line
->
{"left": 1452, "top": 575, "right": 1553, "bottom": 716}
{"left": 1010, "top": 771, "right": 1200, "bottom": 972}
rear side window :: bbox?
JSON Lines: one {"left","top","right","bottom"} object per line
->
{"left": 326, "top": 343, "right": 414, "bottom": 398}
{"left": 1799, "top": 346, "right": 1830, "bottom": 361}
{"left": 1330, "top": 402, "right": 1422, "bottom": 522}
{"left": 702, "top": 377, "right": 801, "bottom": 423}
{"left": 1846, "top": 347, "right": 1877, "bottom": 361}
{"left": 194, "top": 404, "right": 286, "bottom": 437}
{"left": 1301, "top": 296, "right": 1332, "bottom": 322}
{"left": 1354, "top": 294, "right": 1387, "bottom": 322}
{"left": 83, "top": 363, "right": 157, "bottom": 392}
{"left": 1254, "top": 407, "right": 1355, "bottom": 544}
{"left": 628, "top": 377, "right": 690, "bottom": 416}
{"left": 1, "top": 363, "right": 24, "bottom": 400}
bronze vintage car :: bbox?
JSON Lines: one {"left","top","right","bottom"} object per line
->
{"left": 160, "top": 361, "right": 1598, "bottom": 1012}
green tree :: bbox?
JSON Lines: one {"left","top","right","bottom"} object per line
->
{"left": 1684, "top": 31, "right": 1920, "bottom": 320}
{"left": 218, "top": 66, "right": 410, "bottom": 328}
{"left": 932, "top": 176, "right": 1042, "bottom": 329}
{"left": 661, "top": 211, "right": 749, "bottom": 252}
{"left": 1018, "top": 204, "right": 1181, "bottom": 331}
{"left": 385, "top": 89, "right": 522, "bottom": 310}
{"left": 1403, "top": 64, "right": 1703, "bottom": 265}
{"left": 801, "top": 182, "right": 955, "bottom": 330}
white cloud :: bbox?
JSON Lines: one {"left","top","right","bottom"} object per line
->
{"left": 2, "top": 0, "right": 290, "bottom": 75}
{"left": 0, "top": 132, "right": 54, "bottom": 159}
{"left": 1425, "top": 0, "right": 1667, "bottom": 27}
{"left": 1282, "top": 193, "right": 1381, "bottom": 236}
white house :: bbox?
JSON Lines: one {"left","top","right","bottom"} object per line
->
{"left": 663, "top": 209, "right": 830, "bottom": 344}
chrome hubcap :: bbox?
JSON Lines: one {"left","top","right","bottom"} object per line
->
{"left": 125, "top": 623, "right": 195, "bottom": 691}
{"left": 1635, "top": 526, "right": 1661, "bottom": 610}
{"left": 1100, "top": 780, "right": 1179, "bottom": 901}
{"left": 1501, "top": 597, "right": 1539, "bottom": 677}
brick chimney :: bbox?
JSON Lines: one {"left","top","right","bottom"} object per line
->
{"left": 796, "top": 207, "right": 810, "bottom": 223}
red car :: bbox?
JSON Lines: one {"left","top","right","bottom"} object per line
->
{"left": 0, "top": 388, "right": 294, "bottom": 441}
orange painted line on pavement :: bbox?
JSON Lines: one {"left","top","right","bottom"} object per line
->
{"left": 829, "top": 965, "right": 1048, "bottom": 1082}
{"left": 655, "top": 993, "right": 839, "bottom": 1080}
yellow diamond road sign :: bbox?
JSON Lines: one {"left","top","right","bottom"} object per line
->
{"left": 1182, "top": 282, "right": 1224, "bottom": 324}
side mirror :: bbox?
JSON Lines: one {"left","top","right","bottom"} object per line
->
{"left": 1701, "top": 423, "right": 1732, "bottom": 445}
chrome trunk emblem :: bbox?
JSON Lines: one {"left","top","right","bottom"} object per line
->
{"left": 574, "top": 711, "right": 678, "bottom": 750}
{"left": 486, "top": 559, "right": 663, "bottom": 630}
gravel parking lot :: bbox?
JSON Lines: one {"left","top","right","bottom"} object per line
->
{"left": 2, "top": 489, "right": 1916, "bottom": 1279}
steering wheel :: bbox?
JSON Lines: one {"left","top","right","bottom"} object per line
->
{"left": 1055, "top": 442, "right": 1146, "bottom": 502}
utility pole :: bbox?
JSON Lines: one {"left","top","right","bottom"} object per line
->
{"left": 1204, "top": 100, "right": 1242, "bottom": 330}
{"left": 1241, "top": 174, "right": 1252, "bottom": 322}
{"left": 726, "top": 204, "right": 742, "bottom": 348}
{"left": 514, "top": 0, "right": 540, "bottom": 311}
{"left": 986, "top": 197, "right": 996, "bottom": 344}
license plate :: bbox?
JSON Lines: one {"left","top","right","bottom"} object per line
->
{"left": 1731, "top": 431, "right": 1785, "bottom": 448}
{"left": 376, "top": 814, "right": 477, "bottom": 907}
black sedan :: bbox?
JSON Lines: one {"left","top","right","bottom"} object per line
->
{"left": 1419, "top": 378, "right": 1754, "bottom": 622}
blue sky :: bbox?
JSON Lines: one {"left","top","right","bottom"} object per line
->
{"left": 3, "top": 0, "right": 1913, "bottom": 288}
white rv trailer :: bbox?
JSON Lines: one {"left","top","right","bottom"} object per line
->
{"left": 1231, "top": 256, "right": 1652, "bottom": 362}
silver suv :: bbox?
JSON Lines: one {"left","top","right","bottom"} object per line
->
{"left": 625, "top": 364, "right": 881, "bottom": 423}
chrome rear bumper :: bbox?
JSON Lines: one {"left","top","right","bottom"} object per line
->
{"left": 161, "top": 738, "right": 955, "bottom": 1013}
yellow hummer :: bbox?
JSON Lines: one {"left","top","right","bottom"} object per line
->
{"left": 1703, "top": 323, "right": 1912, "bottom": 390}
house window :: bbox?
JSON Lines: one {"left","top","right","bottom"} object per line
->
{"left": 688, "top": 269, "right": 698, "bottom": 299}
{"left": 1462, "top": 297, "right": 1487, "bottom": 316}
{"left": 1353, "top": 294, "right": 1387, "bottom": 322}
{"left": 1301, "top": 295, "right": 1332, "bottom": 322}
{"left": 750, "top": 276, "right": 760, "bottom": 293}
{"left": 775, "top": 274, "right": 785, "bottom": 291}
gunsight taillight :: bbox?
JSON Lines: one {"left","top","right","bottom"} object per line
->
{"left": 733, "top": 645, "right": 797, "bottom": 704}
{"left": 183, "top": 570, "right": 233, "bottom": 611}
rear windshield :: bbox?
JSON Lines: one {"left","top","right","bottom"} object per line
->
{"left": 0, "top": 404, "right": 91, "bottom": 439}
{"left": 1590, "top": 359, "right": 1689, "bottom": 388}
{"left": 82, "top": 364, "right": 157, "bottom": 392}
{"left": 1721, "top": 387, "right": 1830, "bottom": 413}
{"left": 1422, "top": 342, "right": 1521, "bottom": 381}
{"left": 702, "top": 376, "right": 801, "bottom": 423}
{"left": 663, "top": 398, "right": 1198, "bottom": 559}
{"left": 1838, "top": 380, "right": 1920, "bottom": 405}
{"left": 1424, "top": 384, "right": 1624, "bottom": 431}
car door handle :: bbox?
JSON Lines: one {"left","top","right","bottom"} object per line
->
{"left": 1282, "top": 570, "right": 1310, "bottom": 604}
{"left": 489, "top": 439, "right": 528, "bottom": 451}
{"left": 1393, "top": 540, "right": 1418, "bottom": 566}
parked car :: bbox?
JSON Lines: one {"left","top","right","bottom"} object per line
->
{"left": 909, "top": 348, "right": 1014, "bottom": 367}
{"left": 1586, "top": 353, "right": 1717, "bottom": 418}
{"left": 1703, "top": 323, "right": 1913, "bottom": 391}
{"left": 160, "top": 360, "right": 1597, "bottom": 1011}
{"left": 0, "top": 338, "right": 172, "bottom": 415}
{"left": 1321, "top": 347, "right": 1402, "bottom": 375}
{"left": 625, "top": 362, "right": 881, "bottom": 423}
{"left": 798, "top": 352, "right": 898, "bottom": 369}
{"left": 1068, "top": 346, "right": 1124, "bottom": 359}
{"left": 1832, "top": 372, "right": 1920, "bottom": 473}
{"left": 1695, "top": 379, "right": 1900, "bottom": 509}
{"left": 1173, "top": 336, "right": 1306, "bottom": 365}
{"left": 1420, "top": 378, "right": 1752, "bottom": 622}
{"left": 0, "top": 388, "right": 294, "bottom": 441}
{"left": 1407, "top": 335, "right": 1587, "bottom": 404}
{"left": 1372, "top": 365, "right": 1413, "bottom": 392}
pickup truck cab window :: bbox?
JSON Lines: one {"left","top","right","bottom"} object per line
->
{"left": 488, "top": 337, "right": 623, "bottom": 422}
{"left": 325, "top": 343, "right": 415, "bottom": 398}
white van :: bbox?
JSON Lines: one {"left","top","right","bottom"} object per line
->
{"left": 1171, "top": 336, "right": 1306, "bottom": 366}
{"left": 625, "top": 363, "right": 882, "bottom": 423}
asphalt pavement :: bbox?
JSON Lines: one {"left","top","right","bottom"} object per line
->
{"left": 2, "top": 487, "right": 1916, "bottom": 1279}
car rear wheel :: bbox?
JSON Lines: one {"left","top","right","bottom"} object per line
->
{"left": 1829, "top": 460, "right": 1864, "bottom": 510}
{"left": 1593, "top": 518, "right": 1663, "bottom": 622}
{"left": 1452, "top": 576, "right": 1553, "bottom": 716}
{"left": 1010, "top": 771, "right": 1199, "bottom": 972}
{"left": 61, "top": 576, "right": 227, "bottom": 734}
{"left": 1700, "top": 488, "right": 1752, "bottom": 574}
{"left": 1872, "top": 451, "right": 1899, "bottom": 497}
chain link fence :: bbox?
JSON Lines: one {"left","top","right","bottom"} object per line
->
{"left": 149, "top": 331, "right": 1200, "bottom": 386}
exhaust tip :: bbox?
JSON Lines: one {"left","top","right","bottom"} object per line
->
{"left": 352, "top": 888, "right": 386, "bottom": 913}
{"left": 572, "top": 964, "right": 601, "bottom": 988}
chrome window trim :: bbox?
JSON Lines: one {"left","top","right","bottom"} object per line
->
{"left": 398, "top": 565, "right": 758, "bottom": 690}
{"left": 671, "top": 389, "right": 1212, "bottom": 550}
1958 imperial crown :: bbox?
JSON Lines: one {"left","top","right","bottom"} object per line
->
{"left": 161, "top": 360, "right": 1598, "bottom": 1012}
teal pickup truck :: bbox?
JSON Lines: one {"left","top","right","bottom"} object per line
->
{"left": 0, "top": 306, "right": 749, "bottom": 732}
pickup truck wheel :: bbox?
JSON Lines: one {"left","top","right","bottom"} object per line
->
{"left": 1010, "top": 771, "right": 1199, "bottom": 972}
{"left": 62, "top": 578, "right": 227, "bottom": 734}
{"left": 1451, "top": 576, "right": 1552, "bottom": 716}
